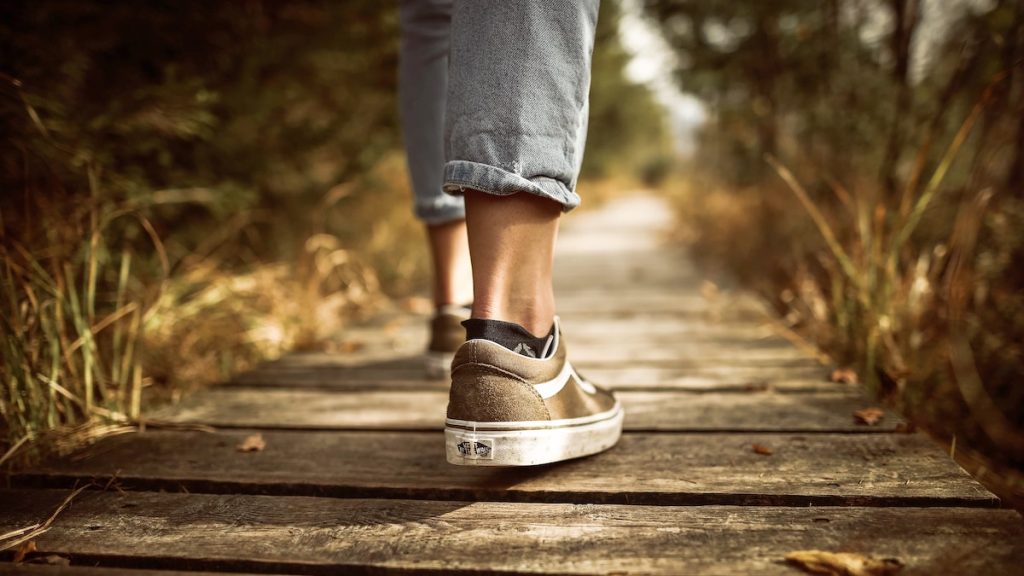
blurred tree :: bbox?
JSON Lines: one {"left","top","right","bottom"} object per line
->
{"left": 2, "top": 0, "right": 669, "bottom": 258}
{"left": 643, "top": 0, "right": 1024, "bottom": 474}
{"left": 1, "top": 0, "right": 400, "bottom": 266}
{"left": 582, "top": 0, "right": 674, "bottom": 182}
{"left": 879, "top": 0, "right": 921, "bottom": 200}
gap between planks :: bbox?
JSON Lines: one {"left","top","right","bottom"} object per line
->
{"left": 12, "top": 429, "right": 995, "bottom": 508}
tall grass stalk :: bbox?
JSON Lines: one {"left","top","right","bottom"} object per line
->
{"left": 766, "top": 69, "right": 1007, "bottom": 398}
{"left": 1, "top": 219, "right": 144, "bottom": 462}
{"left": 1, "top": 180, "right": 396, "bottom": 464}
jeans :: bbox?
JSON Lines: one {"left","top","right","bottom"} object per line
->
{"left": 399, "top": 0, "right": 600, "bottom": 225}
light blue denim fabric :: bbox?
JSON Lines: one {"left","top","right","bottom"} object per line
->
{"left": 399, "top": 0, "right": 465, "bottom": 225}
{"left": 399, "top": 0, "right": 599, "bottom": 222}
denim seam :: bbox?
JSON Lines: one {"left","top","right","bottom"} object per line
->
{"left": 446, "top": 178, "right": 576, "bottom": 210}
{"left": 414, "top": 197, "right": 466, "bottom": 225}
{"left": 443, "top": 161, "right": 581, "bottom": 212}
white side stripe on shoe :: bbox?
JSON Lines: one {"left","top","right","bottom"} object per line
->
{"left": 533, "top": 362, "right": 593, "bottom": 399}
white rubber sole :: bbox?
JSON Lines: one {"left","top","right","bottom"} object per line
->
{"left": 444, "top": 404, "right": 624, "bottom": 466}
{"left": 424, "top": 352, "right": 453, "bottom": 380}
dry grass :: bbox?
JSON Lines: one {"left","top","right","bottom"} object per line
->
{"left": 667, "top": 79, "right": 1024, "bottom": 507}
{"left": 0, "top": 129, "right": 641, "bottom": 468}
{"left": 0, "top": 483, "right": 91, "bottom": 553}
{"left": 0, "top": 149, "right": 429, "bottom": 468}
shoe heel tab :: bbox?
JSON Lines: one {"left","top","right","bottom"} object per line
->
{"left": 452, "top": 338, "right": 523, "bottom": 370}
{"left": 451, "top": 339, "right": 480, "bottom": 368}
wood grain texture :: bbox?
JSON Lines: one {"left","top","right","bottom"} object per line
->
{"left": 151, "top": 388, "right": 903, "bottom": 432}
{"left": 237, "top": 355, "right": 826, "bottom": 377}
{"left": 16, "top": 430, "right": 994, "bottom": 507}
{"left": 553, "top": 249, "right": 697, "bottom": 289}
{"left": 335, "top": 315, "right": 795, "bottom": 345}
{"left": 5, "top": 195, "right": 1016, "bottom": 575}
{"left": 230, "top": 362, "right": 835, "bottom": 392}
{"left": 263, "top": 343, "right": 817, "bottom": 366}
{"left": 0, "top": 565, "right": 285, "bottom": 576}
{"left": 552, "top": 290, "right": 766, "bottom": 313}
{"left": 249, "top": 339, "right": 823, "bottom": 370}
{"left": 2, "top": 490, "right": 1022, "bottom": 575}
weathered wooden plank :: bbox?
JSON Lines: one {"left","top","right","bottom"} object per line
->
{"left": 249, "top": 352, "right": 822, "bottom": 372}
{"left": 17, "top": 430, "right": 995, "bottom": 507}
{"left": 359, "top": 336, "right": 813, "bottom": 366}
{"left": 580, "top": 365, "right": 833, "bottom": 391}
{"left": 246, "top": 354, "right": 427, "bottom": 371}
{"left": 229, "top": 373, "right": 451, "bottom": 391}
{"left": 380, "top": 317, "right": 802, "bottom": 350}
{"left": 151, "top": 388, "right": 903, "bottom": 432}
{"left": 232, "top": 354, "right": 833, "bottom": 391}
{"left": 551, "top": 247, "right": 700, "bottom": 288}
{"left": 552, "top": 291, "right": 766, "bottom": 314}
{"left": 556, "top": 201, "right": 680, "bottom": 254}
{"left": 569, "top": 343, "right": 817, "bottom": 363}
{"left": 266, "top": 345, "right": 817, "bottom": 367}
{"left": 554, "top": 261, "right": 697, "bottom": 290}
{"left": 555, "top": 318, "right": 784, "bottom": 339}
{"left": 276, "top": 317, "right": 805, "bottom": 370}
{"left": 229, "top": 370, "right": 837, "bottom": 393}
{"left": 256, "top": 323, "right": 823, "bottom": 359}
{"left": 268, "top": 324, "right": 811, "bottom": 357}
{"left": 2, "top": 490, "right": 1022, "bottom": 575}
{"left": 0, "top": 565, "right": 284, "bottom": 576}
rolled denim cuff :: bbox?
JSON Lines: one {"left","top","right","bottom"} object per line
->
{"left": 442, "top": 160, "right": 581, "bottom": 212}
{"left": 415, "top": 194, "right": 466, "bottom": 225}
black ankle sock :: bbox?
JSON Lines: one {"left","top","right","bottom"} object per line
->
{"left": 462, "top": 318, "right": 554, "bottom": 358}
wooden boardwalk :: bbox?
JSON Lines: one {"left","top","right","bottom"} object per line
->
{"left": 3, "top": 194, "right": 1023, "bottom": 574}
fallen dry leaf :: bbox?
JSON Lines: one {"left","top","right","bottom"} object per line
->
{"left": 853, "top": 407, "right": 885, "bottom": 426}
{"left": 752, "top": 443, "right": 774, "bottom": 456}
{"left": 236, "top": 434, "right": 266, "bottom": 452}
{"left": 13, "top": 540, "right": 36, "bottom": 563}
{"left": 830, "top": 368, "right": 859, "bottom": 385}
{"left": 785, "top": 550, "right": 903, "bottom": 576}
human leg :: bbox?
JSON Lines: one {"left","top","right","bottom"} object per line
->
{"left": 443, "top": 0, "right": 598, "bottom": 333}
{"left": 423, "top": 219, "right": 473, "bottom": 378}
{"left": 441, "top": 0, "right": 622, "bottom": 466}
{"left": 399, "top": 0, "right": 472, "bottom": 307}
{"left": 425, "top": 219, "right": 472, "bottom": 308}
{"left": 398, "top": 0, "right": 472, "bottom": 375}
{"left": 464, "top": 190, "right": 560, "bottom": 336}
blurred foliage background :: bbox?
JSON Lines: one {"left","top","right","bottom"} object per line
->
{"left": 642, "top": 0, "right": 1024, "bottom": 500}
{"left": 0, "top": 0, "right": 669, "bottom": 462}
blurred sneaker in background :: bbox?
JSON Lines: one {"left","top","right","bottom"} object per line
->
{"left": 424, "top": 303, "right": 471, "bottom": 379}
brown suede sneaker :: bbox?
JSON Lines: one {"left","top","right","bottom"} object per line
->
{"left": 425, "top": 304, "right": 471, "bottom": 379}
{"left": 444, "top": 317, "right": 623, "bottom": 466}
